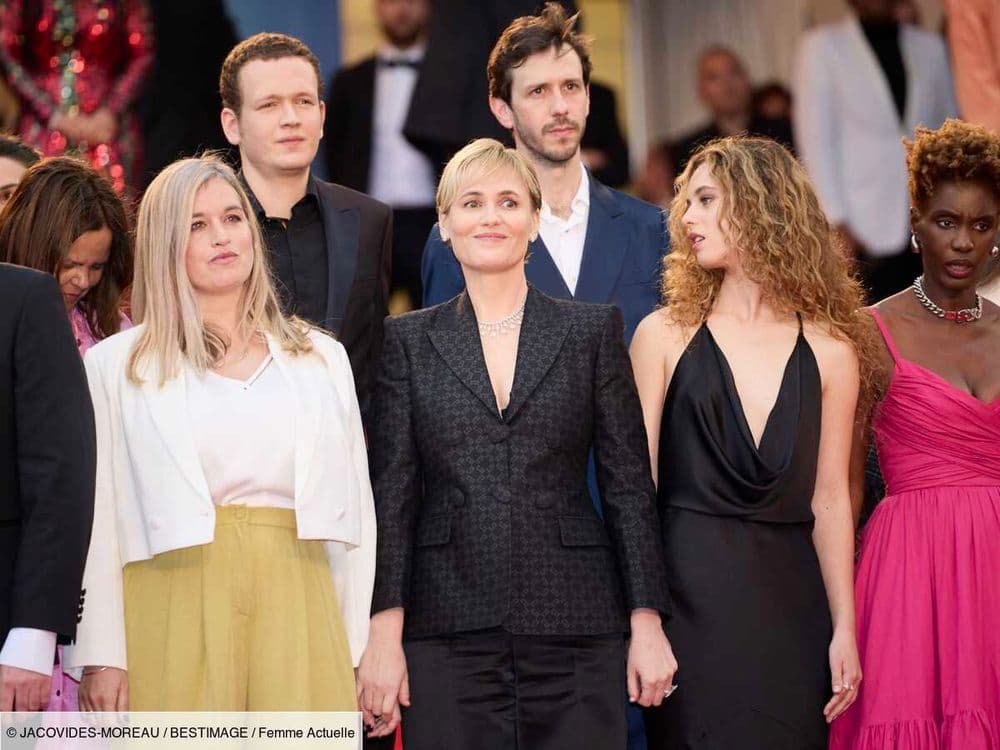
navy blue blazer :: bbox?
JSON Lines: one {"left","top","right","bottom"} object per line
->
{"left": 420, "top": 174, "right": 668, "bottom": 344}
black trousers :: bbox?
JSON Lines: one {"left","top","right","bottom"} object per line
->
{"left": 390, "top": 206, "right": 438, "bottom": 311}
{"left": 857, "top": 246, "right": 921, "bottom": 304}
{"left": 402, "top": 629, "right": 627, "bottom": 750}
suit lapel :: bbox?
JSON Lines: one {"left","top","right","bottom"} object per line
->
{"left": 525, "top": 234, "right": 573, "bottom": 299}
{"left": 141, "top": 369, "right": 212, "bottom": 501}
{"left": 357, "top": 59, "right": 377, "bottom": 191}
{"left": 844, "top": 17, "right": 901, "bottom": 127}
{"left": 321, "top": 188, "right": 361, "bottom": 333}
{"left": 427, "top": 294, "right": 499, "bottom": 418}
{"left": 267, "top": 337, "right": 320, "bottom": 499}
{"left": 574, "top": 177, "right": 626, "bottom": 304}
{"left": 503, "top": 286, "right": 571, "bottom": 421}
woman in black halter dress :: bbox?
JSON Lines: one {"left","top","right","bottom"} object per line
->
{"left": 630, "top": 137, "right": 878, "bottom": 749}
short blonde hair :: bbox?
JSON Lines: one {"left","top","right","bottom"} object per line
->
{"left": 127, "top": 154, "right": 312, "bottom": 385}
{"left": 436, "top": 138, "right": 543, "bottom": 215}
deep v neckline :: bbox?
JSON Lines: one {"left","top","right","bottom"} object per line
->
{"left": 702, "top": 322, "right": 802, "bottom": 454}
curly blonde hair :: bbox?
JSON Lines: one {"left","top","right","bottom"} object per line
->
{"left": 906, "top": 118, "right": 1000, "bottom": 208}
{"left": 662, "top": 136, "right": 883, "bottom": 418}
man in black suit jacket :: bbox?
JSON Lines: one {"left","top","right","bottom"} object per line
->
{"left": 326, "top": 0, "right": 436, "bottom": 309}
{"left": 0, "top": 265, "right": 95, "bottom": 711}
{"left": 220, "top": 33, "right": 392, "bottom": 424}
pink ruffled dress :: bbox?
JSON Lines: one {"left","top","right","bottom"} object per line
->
{"left": 830, "top": 309, "right": 1000, "bottom": 749}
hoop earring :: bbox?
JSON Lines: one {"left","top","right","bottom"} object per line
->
{"left": 910, "top": 233, "right": 921, "bottom": 253}
{"left": 991, "top": 245, "right": 1000, "bottom": 259}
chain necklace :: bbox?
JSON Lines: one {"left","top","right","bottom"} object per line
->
{"left": 911, "top": 275, "right": 982, "bottom": 323}
{"left": 478, "top": 299, "right": 526, "bottom": 338}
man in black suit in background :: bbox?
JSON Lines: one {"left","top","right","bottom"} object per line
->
{"left": 0, "top": 265, "right": 95, "bottom": 711}
{"left": 326, "top": 0, "right": 435, "bottom": 309}
{"left": 220, "top": 33, "right": 393, "bottom": 424}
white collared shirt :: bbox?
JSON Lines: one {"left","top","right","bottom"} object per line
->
{"left": 369, "top": 43, "right": 437, "bottom": 208}
{"left": 538, "top": 166, "right": 590, "bottom": 295}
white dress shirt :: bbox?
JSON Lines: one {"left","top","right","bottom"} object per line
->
{"left": 0, "top": 628, "right": 56, "bottom": 676}
{"left": 369, "top": 43, "right": 437, "bottom": 208}
{"left": 538, "top": 166, "right": 590, "bottom": 295}
{"left": 187, "top": 355, "right": 296, "bottom": 509}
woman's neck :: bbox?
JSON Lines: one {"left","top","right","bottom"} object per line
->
{"left": 196, "top": 289, "right": 246, "bottom": 340}
{"left": 712, "top": 263, "right": 780, "bottom": 323}
{"left": 464, "top": 268, "right": 529, "bottom": 323}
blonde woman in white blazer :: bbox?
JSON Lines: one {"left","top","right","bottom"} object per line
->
{"left": 62, "top": 155, "right": 375, "bottom": 712}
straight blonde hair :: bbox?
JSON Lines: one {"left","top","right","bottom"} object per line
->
{"left": 436, "top": 138, "right": 543, "bottom": 215}
{"left": 127, "top": 154, "right": 312, "bottom": 385}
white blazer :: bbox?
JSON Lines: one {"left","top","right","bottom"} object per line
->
{"left": 792, "top": 17, "right": 957, "bottom": 255}
{"left": 62, "top": 326, "right": 376, "bottom": 671}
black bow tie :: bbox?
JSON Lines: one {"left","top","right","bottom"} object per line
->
{"left": 379, "top": 58, "right": 420, "bottom": 69}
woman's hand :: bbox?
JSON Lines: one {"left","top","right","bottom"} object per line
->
{"left": 79, "top": 667, "right": 128, "bottom": 712}
{"left": 627, "top": 609, "right": 678, "bottom": 707}
{"left": 357, "top": 609, "right": 409, "bottom": 738}
{"left": 824, "top": 627, "right": 862, "bottom": 723}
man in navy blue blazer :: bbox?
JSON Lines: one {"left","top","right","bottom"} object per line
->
{"left": 420, "top": 6, "right": 667, "bottom": 346}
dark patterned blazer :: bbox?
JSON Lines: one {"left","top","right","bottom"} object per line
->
{"left": 370, "top": 285, "right": 669, "bottom": 639}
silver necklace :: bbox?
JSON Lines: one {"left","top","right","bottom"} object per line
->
{"left": 478, "top": 299, "right": 526, "bottom": 338}
{"left": 912, "top": 275, "right": 982, "bottom": 323}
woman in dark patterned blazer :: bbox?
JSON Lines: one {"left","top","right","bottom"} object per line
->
{"left": 357, "top": 139, "right": 676, "bottom": 750}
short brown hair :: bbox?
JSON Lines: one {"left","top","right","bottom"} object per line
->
{"left": 905, "top": 118, "right": 1000, "bottom": 208}
{"left": 487, "top": 2, "right": 593, "bottom": 104}
{"left": 220, "top": 32, "right": 323, "bottom": 113}
{"left": 0, "top": 157, "right": 133, "bottom": 341}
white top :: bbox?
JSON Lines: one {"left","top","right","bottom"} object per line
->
{"left": 538, "top": 165, "right": 590, "bottom": 295}
{"left": 369, "top": 43, "right": 437, "bottom": 208}
{"left": 187, "top": 355, "right": 295, "bottom": 509}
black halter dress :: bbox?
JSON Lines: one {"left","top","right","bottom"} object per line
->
{"left": 643, "top": 320, "right": 831, "bottom": 749}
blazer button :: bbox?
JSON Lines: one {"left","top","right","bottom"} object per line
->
{"left": 450, "top": 488, "right": 466, "bottom": 507}
{"left": 492, "top": 486, "right": 510, "bottom": 504}
{"left": 490, "top": 425, "right": 510, "bottom": 444}
{"left": 534, "top": 494, "right": 552, "bottom": 510}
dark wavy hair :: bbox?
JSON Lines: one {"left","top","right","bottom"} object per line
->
{"left": 0, "top": 157, "right": 132, "bottom": 340}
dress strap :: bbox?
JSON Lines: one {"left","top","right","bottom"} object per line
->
{"left": 868, "top": 307, "right": 900, "bottom": 363}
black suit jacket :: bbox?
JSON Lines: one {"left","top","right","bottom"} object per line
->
{"left": 0, "top": 265, "right": 95, "bottom": 645}
{"left": 582, "top": 80, "right": 630, "bottom": 188}
{"left": 370, "top": 286, "right": 669, "bottom": 639}
{"left": 324, "top": 57, "right": 377, "bottom": 194}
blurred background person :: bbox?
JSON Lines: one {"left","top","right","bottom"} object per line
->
{"left": 63, "top": 156, "right": 376, "bottom": 712}
{"left": 402, "top": 0, "right": 576, "bottom": 167}
{"left": 0, "top": 134, "right": 39, "bottom": 207}
{"left": 944, "top": 0, "right": 1000, "bottom": 135}
{"left": 635, "top": 139, "right": 675, "bottom": 212}
{"left": 793, "top": 0, "right": 956, "bottom": 303}
{"left": 894, "top": 0, "right": 921, "bottom": 25}
{"left": 138, "top": 0, "right": 237, "bottom": 188}
{"left": 579, "top": 79, "right": 630, "bottom": 188}
{"left": 752, "top": 81, "right": 792, "bottom": 123}
{"left": 633, "top": 137, "right": 871, "bottom": 749}
{"left": 831, "top": 118, "right": 1000, "bottom": 750}
{"left": 0, "top": 156, "right": 131, "bottom": 711}
{"left": 326, "top": 0, "right": 435, "bottom": 312}
{"left": 670, "top": 46, "right": 793, "bottom": 175}
{"left": 0, "top": 0, "right": 154, "bottom": 194}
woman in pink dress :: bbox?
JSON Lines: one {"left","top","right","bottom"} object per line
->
{"left": 830, "top": 119, "right": 1000, "bottom": 748}
{"left": 0, "top": 155, "right": 132, "bottom": 709}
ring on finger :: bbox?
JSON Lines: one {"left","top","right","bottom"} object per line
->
{"left": 664, "top": 684, "right": 679, "bottom": 697}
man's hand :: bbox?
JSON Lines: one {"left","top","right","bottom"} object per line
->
{"left": 0, "top": 665, "right": 51, "bottom": 711}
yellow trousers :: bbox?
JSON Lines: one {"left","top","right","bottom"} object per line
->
{"left": 123, "top": 505, "right": 356, "bottom": 711}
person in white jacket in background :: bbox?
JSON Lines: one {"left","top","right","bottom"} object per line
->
{"left": 63, "top": 154, "right": 375, "bottom": 712}
{"left": 792, "top": 0, "right": 956, "bottom": 302}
